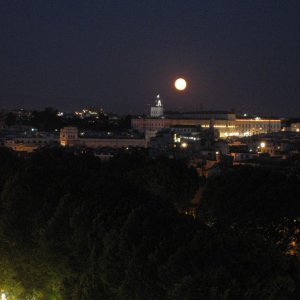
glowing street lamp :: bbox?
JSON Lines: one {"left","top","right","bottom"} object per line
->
{"left": 181, "top": 142, "right": 188, "bottom": 148}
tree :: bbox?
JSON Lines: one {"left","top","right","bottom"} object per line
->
{"left": 4, "top": 112, "right": 16, "bottom": 127}
{"left": 200, "top": 166, "right": 300, "bottom": 225}
{"left": 30, "top": 107, "right": 63, "bottom": 130}
{"left": 0, "top": 150, "right": 299, "bottom": 299}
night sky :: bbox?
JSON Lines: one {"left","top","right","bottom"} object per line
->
{"left": 0, "top": 0, "right": 300, "bottom": 116}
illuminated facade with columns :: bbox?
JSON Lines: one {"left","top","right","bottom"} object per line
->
{"left": 132, "top": 96, "right": 281, "bottom": 138}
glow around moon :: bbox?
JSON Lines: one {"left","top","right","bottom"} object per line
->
{"left": 175, "top": 78, "right": 187, "bottom": 91}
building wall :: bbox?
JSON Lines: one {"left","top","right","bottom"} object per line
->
{"left": 230, "top": 152, "right": 258, "bottom": 161}
{"left": 291, "top": 123, "right": 300, "bottom": 132}
{"left": 150, "top": 106, "right": 163, "bottom": 117}
{"left": 235, "top": 119, "right": 281, "bottom": 136}
{"left": 4, "top": 135, "right": 59, "bottom": 152}
{"left": 60, "top": 127, "right": 146, "bottom": 148}
{"left": 4, "top": 140, "right": 39, "bottom": 152}
{"left": 60, "top": 127, "right": 78, "bottom": 146}
{"left": 77, "top": 138, "right": 146, "bottom": 148}
{"left": 131, "top": 116, "right": 281, "bottom": 138}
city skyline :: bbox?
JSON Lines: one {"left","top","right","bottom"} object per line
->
{"left": 1, "top": 1, "right": 300, "bottom": 116}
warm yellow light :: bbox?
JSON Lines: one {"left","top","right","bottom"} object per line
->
{"left": 181, "top": 142, "right": 188, "bottom": 148}
{"left": 175, "top": 78, "right": 187, "bottom": 91}
{"left": 260, "top": 142, "right": 266, "bottom": 148}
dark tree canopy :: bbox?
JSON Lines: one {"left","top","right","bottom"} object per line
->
{"left": 4, "top": 112, "right": 16, "bottom": 127}
{"left": 200, "top": 166, "right": 300, "bottom": 225}
{"left": 0, "top": 150, "right": 299, "bottom": 299}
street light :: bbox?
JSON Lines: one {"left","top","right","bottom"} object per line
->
{"left": 181, "top": 142, "right": 188, "bottom": 148}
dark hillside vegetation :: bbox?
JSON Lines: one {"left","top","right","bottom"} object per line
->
{"left": 0, "top": 149, "right": 299, "bottom": 299}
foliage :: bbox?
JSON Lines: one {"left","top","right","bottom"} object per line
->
{"left": 200, "top": 166, "right": 300, "bottom": 225}
{"left": 29, "top": 108, "right": 63, "bottom": 131}
{"left": 0, "top": 150, "right": 299, "bottom": 299}
{"left": 200, "top": 165, "right": 300, "bottom": 265}
{"left": 4, "top": 113, "right": 16, "bottom": 128}
{"left": 17, "top": 107, "right": 132, "bottom": 132}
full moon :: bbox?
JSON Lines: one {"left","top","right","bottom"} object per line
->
{"left": 175, "top": 78, "right": 187, "bottom": 91}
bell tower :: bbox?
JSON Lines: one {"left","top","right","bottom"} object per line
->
{"left": 150, "top": 94, "right": 164, "bottom": 117}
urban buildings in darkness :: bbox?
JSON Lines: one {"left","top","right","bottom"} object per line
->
{"left": 131, "top": 95, "right": 281, "bottom": 138}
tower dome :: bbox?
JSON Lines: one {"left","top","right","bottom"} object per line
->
{"left": 151, "top": 94, "right": 164, "bottom": 117}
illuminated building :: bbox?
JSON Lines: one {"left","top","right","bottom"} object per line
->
{"left": 291, "top": 123, "right": 300, "bottom": 132}
{"left": 74, "top": 108, "right": 105, "bottom": 119}
{"left": 3, "top": 132, "right": 59, "bottom": 152}
{"left": 60, "top": 127, "right": 146, "bottom": 148}
{"left": 60, "top": 127, "right": 78, "bottom": 146}
{"left": 132, "top": 96, "right": 281, "bottom": 138}
{"left": 150, "top": 94, "right": 164, "bottom": 117}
